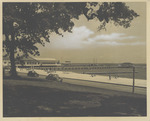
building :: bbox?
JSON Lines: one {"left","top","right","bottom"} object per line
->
{"left": 35, "top": 58, "right": 61, "bottom": 67}
{"left": 18, "top": 56, "right": 39, "bottom": 66}
{"left": 62, "top": 60, "right": 72, "bottom": 66}
{"left": 118, "top": 62, "right": 134, "bottom": 67}
{"left": 3, "top": 56, "right": 61, "bottom": 67}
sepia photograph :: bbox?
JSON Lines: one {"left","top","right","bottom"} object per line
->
{"left": 1, "top": 0, "right": 149, "bottom": 120}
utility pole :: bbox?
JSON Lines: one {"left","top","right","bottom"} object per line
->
{"left": 132, "top": 66, "right": 135, "bottom": 93}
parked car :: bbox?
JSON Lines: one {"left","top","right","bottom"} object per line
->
{"left": 46, "top": 74, "right": 63, "bottom": 82}
{"left": 27, "top": 71, "right": 39, "bottom": 77}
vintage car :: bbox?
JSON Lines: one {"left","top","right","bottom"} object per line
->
{"left": 27, "top": 71, "right": 39, "bottom": 77}
{"left": 46, "top": 74, "right": 63, "bottom": 82}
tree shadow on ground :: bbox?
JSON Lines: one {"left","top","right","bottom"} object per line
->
{"left": 3, "top": 84, "right": 146, "bottom": 117}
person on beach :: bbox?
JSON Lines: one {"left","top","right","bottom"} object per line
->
{"left": 109, "top": 74, "right": 111, "bottom": 80}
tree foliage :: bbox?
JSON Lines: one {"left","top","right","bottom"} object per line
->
{"left": 3, "top": 2, "right": 139, "bottom": 77}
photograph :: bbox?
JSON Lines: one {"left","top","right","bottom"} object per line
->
{"left": 1, "top": 0, "right": 149, "bottom": 120}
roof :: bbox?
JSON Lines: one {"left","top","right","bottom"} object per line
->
{"left": 35, "top": 58, "right": 57, "bottom": 61}
{"left": 121, "top": 62, "right": 134, "bottom": 65}
{"left": 21, "top": 56, "right": 37, "bottom": 61}
{"left": 3, "top": 56, "right": 57, "bottom": 62}
{"left": 3, "top": 56, "right": 38, "bottom": 61}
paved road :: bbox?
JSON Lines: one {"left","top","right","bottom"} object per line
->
{"left": 61, "top": 78, "right": 146, "bottom": 95}
{"left": 12, "top": 72, "right": 146, "bottom": 95}
{"left": 37, "top": 74, "right": 146, "bottom": 95}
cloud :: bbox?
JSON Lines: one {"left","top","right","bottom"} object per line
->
{"left": 96, "top": 41, "right": 145, "bottom": 46}
{"left": 84, "top": 33, "right": 143, "bottom": 46}
{"left": 49, "top": 26, "right": 94, "bottom": 49}
{"left": 47, "top": 27, "right": 144, "bottom": 49}
{"left": 88, "top": 33, "right": 137, "bottom": 42}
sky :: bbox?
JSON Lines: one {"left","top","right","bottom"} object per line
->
{"left": 37, "top": 2, "right": 146, "bottom": 64}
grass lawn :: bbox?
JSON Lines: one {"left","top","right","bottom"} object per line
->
{"left": 3, "top": 75, "right": 146, "bottom": 117}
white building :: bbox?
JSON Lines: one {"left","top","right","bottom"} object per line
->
{"left": 35, "top": 58, "right": 61, "bottom": 67}
{"left": 3, "top": 56, "right": 61, "bottom": 67}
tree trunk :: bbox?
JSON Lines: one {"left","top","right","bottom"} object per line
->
{"left": 9, "top": 32, "right": 17, "bottom": 78}
{"left": 10, "top": 47, "right": 17, "bottom": 77}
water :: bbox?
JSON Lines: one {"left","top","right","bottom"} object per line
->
{"left": 39, "top": 63, "right": 146, "bottom": 80}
